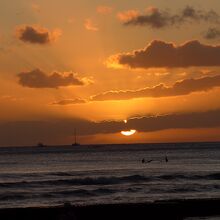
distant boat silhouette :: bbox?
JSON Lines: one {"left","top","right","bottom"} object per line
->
{"left": 37, "top": 142, "right": 46, "bottom": 147}
{"left": 72, "top": 129, "right": 80, "bottom": 146}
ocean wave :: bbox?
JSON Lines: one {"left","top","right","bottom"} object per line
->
{"left": 0, "top": 175, "right": 149, "bottom": 188}
{"left": 92, "top": 188, "right": 116, "bottom": 195}
{"left": 54, "top": 188, "right": 116, "bottom": 197}
{"left": 158, "top": 173, "right": 220, "bottom": 181}
{"left": 0, "top": 187, "right": 118, "bottom": 202}
{"left": 0, "top": 193, "right": 27, "bottom": 201}
{"left": 1, "top": 173, "right": 220, "bottom": 189}
{"left": 53, "top": 189, "right": 94, "bottom": 197}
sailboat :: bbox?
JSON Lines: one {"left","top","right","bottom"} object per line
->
{"left": 37, "top": 142, "right": 46, "bottom": 147}
{"left": 72, "top": 129, "right": 80, "bottom": 146}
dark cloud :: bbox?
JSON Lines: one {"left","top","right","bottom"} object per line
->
{"left": 120, "top": 6, "right": 219, "bottom": 28}
{"left": 16, "top": 25, "right": 61, "bottom": 44}
{"left": 17, "top": 69, "right": 85, "bottom": 89}
{"left": 107, "top": 40, "right": 220, "bottom": 69}
{"left": 51, "top": 98, "right": 87, "bottom": 105}
{"left": 181, "top": 6, "right": 219, "bottom": 22}
{"left": 119, "top": 8, "right": 172, "bottom": 28}
{"left": 91, "top": 75, "right": 220, "bottom": 101}
{"left": 127, "top": 110, "right": 220, "bottom": 133}
{"left": 204, "top": 28, "right": 220, "bottom": 39}
{"left": 0, "top": 110, "right": 220, "bottom": 146}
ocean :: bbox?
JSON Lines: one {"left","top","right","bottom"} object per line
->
{"left": 0, "top": 142, "right": 220, "bottom": 209}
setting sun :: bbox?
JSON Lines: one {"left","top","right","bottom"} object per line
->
{"left": 1, "top": 1, "right": 220, "bottom": 218}
{"left": 121, "top": 130, "right": 137, "bottom": 136}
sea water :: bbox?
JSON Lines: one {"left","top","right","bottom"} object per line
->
{"left": 0, "top": 142, "right": 220, "bottom": 209}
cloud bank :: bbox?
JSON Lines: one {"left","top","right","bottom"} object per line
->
{"left": 118, "top": 6, "right": 219, "bottom": 29}
{"left": 107, "top": 40, "right": 220, "bottom": 69}
{"left": 91, "top": 75, "right": 220, "bottom": 101}
{"left": 17, "top": 69, "right": 85, "bottom": 89}
{"left": 52, "top": 75, "right": 220, "bottom": 104}
{"left": 0, "top": 110, "right": 220, "bottom": 146}
{"left": 16, "top": 25, "right": 61, "bottom": 44}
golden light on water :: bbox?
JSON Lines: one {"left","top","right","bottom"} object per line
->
{"left": 121, "top": 130, "right": 137, "bottom": 136}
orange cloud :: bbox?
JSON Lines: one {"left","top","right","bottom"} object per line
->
{"left": 51, "top": 98, "right": 87, "bottom": 105}
{"left": 16, "top": 25, "right": 61, "bottom": 44}
{"left": 84, "top": 19, "right": 99, "bottom": 31}
{"left": 96, "top": 6, "right": 113, "bottom": 15}
{"left": 117, "top": 10, "right": 140, "bottom": 23}
{"left": 90, "top": 75, "right": 220, "bottom": 101}
{"left": 53, "top": 75, "right": 220, "bottom": 104}
{"left": 17, "top": 69, "right": 85, "bottom": 89}
{"left": 0, "top": 95, "right": 22, "bottom": 102}
{"left": 107, "top": 40, "right": 220, "bottom": 69}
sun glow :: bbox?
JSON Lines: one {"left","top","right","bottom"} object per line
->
{"left": 121, "top": 129, "right": 136, "bottom": 136}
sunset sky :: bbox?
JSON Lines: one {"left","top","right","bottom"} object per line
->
{"left": 1, "top": 0, "right": 220, "bottom": 146}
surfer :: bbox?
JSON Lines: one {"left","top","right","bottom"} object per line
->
{"left": 165, "top": 155, "right": 168, "bottom": 163}
{"left": 142, "top": 158, "right": 154, "bottom": 163}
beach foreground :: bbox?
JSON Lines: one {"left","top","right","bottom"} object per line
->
{"left": 0, "top": 198, "right": 220, "bottom": 220}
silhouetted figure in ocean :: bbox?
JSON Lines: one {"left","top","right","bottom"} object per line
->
{"left": 165, "top": 155, "right": 168, "bottom": 163}
{"left": 142, "top": 158, "right": 154, "bottom": 164}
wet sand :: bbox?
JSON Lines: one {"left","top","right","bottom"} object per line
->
{"left": 0, "top": 198, "right": 220, "bottom": 220}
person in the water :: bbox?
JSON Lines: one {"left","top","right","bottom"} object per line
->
{"left": 142, "top": 158, "right": 154, "bottom": 163}
{"left": 165, "top": 155, "right": 168, "bottom": 163}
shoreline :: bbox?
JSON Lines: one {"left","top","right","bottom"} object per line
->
{"left": 1, "top": 198, "right": 220, "bottom": 220}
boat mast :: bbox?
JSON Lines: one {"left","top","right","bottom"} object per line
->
{"left": 74, "top": 128, "right": 77, "bottom": 144}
